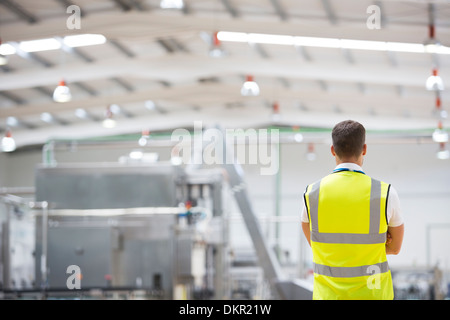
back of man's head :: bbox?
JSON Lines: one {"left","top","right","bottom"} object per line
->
{"left": 332, "top": 120, "right": 366, "bottom": 159}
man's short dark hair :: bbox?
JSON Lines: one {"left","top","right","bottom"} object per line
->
{"left": 332, "top": 120, "right": 366, "bottom": 159}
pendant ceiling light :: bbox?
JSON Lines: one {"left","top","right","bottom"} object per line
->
{"left": 241, "top": 75, "right": 260, "bottom": 96}
{"left": 0, "top": 38, "right": 8, "bottom": 66}
{"left": 271, "top": 101, "right": 281, "bottom": 121}
{"left": 306, "top": 143, "right": 316, "bottom": 161}
{"left": 292, "top": 126, "right": 303, "bottom": 143}
{"left": 424, "top": 4, "right": 441, "bottom": 54}
{"left": 1, "top": 128, "right": 16, "bottom": 152}
{"left": 102, "top": 105, "right": 116, "bottom": 128}
{"left": 138, "top": 129, "right": 150, "bottom": 146}
{"left": 426, "top": 68, "right": 444, "bottom": 91}
{"left": 432, "top": 121, "right": 448, "bottom": 143}
{"left": 436, "top": 142, "right": 450, "bottom": 160}
{"left": 209, "top": 31, "right": 226, "bottom": 58}
{"left": 433, "top": 94, "right": 447, "bottom": 119}
{"left": 53, "top": 79, "right": 72, "bottom": 103}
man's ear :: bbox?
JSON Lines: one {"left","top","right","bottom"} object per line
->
{"left": 362, "top": 143, "right": 367, "bottom": 156}
{"left": 331, "top": 144, "right": 336, "bottom": 156}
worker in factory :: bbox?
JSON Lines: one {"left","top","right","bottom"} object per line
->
{"left": 301, "top": 120, "right": 404, "bottom": 300}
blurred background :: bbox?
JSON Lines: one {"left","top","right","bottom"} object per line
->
{"left": 0, "top": 0, "right": 449, "bottom": 300}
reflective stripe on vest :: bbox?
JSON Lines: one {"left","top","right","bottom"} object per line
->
{"left": 314, "top": 261, "right": 389, "bottom": 278}
{"left": 307, "top": 177, "right": 386, "bottom": 245}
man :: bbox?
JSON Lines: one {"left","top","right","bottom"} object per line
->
{"left": 301, "top": 120, "right": 404, "bottom": 300}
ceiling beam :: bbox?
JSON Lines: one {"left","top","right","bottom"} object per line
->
{"left": 0, "top": 91, "right": 26, "bottom": 105}
{"left": 9, "top": 42, "right": 53, "bottom": 68}
{"left": 0, "top": 82, "right": 436, "bottom": 119}
{"left": 112, "top": 0, "right": 134, "bottom": 11}
{"left": 0, "top": 54, "right": 445, "bottom": 92}
{"left": 321, "top": 0, "right": 338, "bottom": 25}
{"left": 0, "top": 0, "right": 38, "bottom": 24}
{"left": 111, "top": 77, "right": 134, "bottom": 92}
{"left": 8, "top": 103, "right": 439, "bottom": 150}
{"left": 219, "top": 0, "right": 239, "bottom": 18}
{"left": 269, "top": 0, "right": 288, "bottom": 21}
{"left": 108, "top": 39, "right": 136, "bottom": 58}
{"left": 1, "top": 10, "right": 447, "bottom": 44}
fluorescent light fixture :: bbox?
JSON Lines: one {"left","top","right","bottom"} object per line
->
{"left": 296, "top": 36, "right": 340, "bottom": 48}
{"left": 217, "top": 31, "right": 248, "bottom": 43}
{"left": 0, "top": 43, "right": 16, "bottom": 55}
{"left": 2, "top": 34, "right": 106, "bottom": 55}
{"left": 249, "top": 33, "right": 294, "bottom": 46}
{"left": 435, "top": 46, "right": 450, "bottom": 55}
{"left": 63, "top": 34, "right": 106, "bottom": 48}
{"left": 387, "top": 42, "right": 424, "bottom": 53}
{"left": 217, "top": 31, "right": 450, "bottom": 55}
{"left": 340, "top": 39, "right": 386, "bottom": 51}
{"left": 19, "top": 38, "right": 61, "bottom": 52}
{"left": 160, "top": 0, "right": 184, "bottom": 9}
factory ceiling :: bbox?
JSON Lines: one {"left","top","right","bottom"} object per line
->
{"left": 0, "top": 0, "right": 450, "bottom": 150}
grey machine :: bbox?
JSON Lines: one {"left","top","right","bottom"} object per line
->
{"left": 33, "top": 162, "right": 227, "bottom": 299}
{"left": 2, "top": 128, "right": 312, "bottom": 300}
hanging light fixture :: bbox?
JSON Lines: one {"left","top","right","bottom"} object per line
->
{"left": 432, "top": 93, "right": 447, "bottom": 119}
{"left": 209, "top": 31, "right": 226, "bottom": 58}
{"left": 292, "top": 126, "right": 303, "bottom": 143}
{"left": 0, "top": 38, "right": 8, "bottom": 66}
{"left": 424, "top": 24, "right": 441, "bottom": 54}
{"left": 241, "top": 75, "right": 260, "bottom": 96}
{"left": 426, "top": 68, "right": 444, "bottom": 91}
{"left": 271, "top": 101, "right": 281, "bottom": 121}
{"left": 53, "top": 79, "right": 72, "bottom": 103}
{"left": 432, "top": 121, "right": 448, "bottom": 143}
{"left": 436, "top": 142, "right": 450, "bottom": 160}
{"left": 424, "top": 4, "right": 442, "bottom": 54}
{"left": 1, "top": 128, "right": 16, "bottom": 152}
{"left": 102, "top": 105, "right": 116, "bottom": 128}
{"left": 138, "top": 129, "right": 150, "bottom": 146}
{"left": 306, "top": 143, "right": 316, "bottom": 161}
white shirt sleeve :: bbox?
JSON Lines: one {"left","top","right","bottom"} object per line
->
{"left": 301, "top": 196, "right": 309, "bottom": 223}
{"left": 387, "top": 186, "right": 404, "bottom": 227}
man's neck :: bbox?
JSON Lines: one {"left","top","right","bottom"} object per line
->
{"left": 335, "top": 158, "right": 363, "bottom": 167}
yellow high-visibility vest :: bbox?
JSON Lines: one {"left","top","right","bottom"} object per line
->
{"left": 304, "top": 170, "right": 394, "bottom": 300}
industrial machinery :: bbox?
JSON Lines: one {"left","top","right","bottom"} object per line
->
{"left": 0, "top": 128, "right": 313, "bottom": 300}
